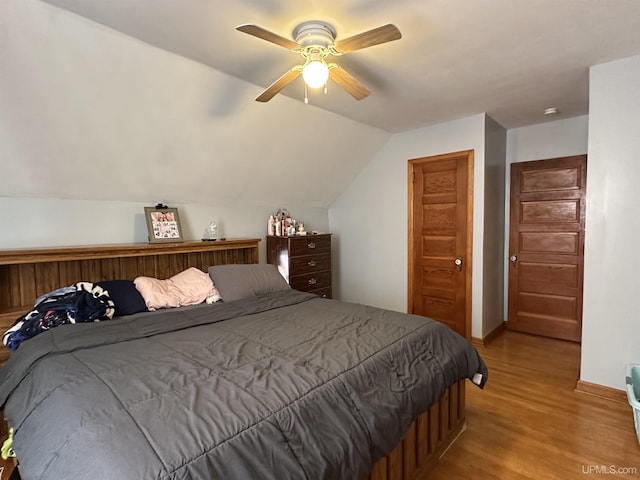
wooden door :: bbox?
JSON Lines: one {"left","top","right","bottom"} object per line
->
{"left": 408, "top": 151, "right": 473, "bottom": 338}
{"left": 507, "top": 155, "right": 587, "bottom": 342}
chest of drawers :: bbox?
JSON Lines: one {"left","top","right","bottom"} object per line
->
{"left": 266, "top": 234, "right": 332, "bottom": 298}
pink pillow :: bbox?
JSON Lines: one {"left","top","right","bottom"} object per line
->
{"left": 169, "top": 267, "right": 218, "bottom": 305}
{"left": 134, "top": 267, "right": 219, "bottom": 311}
{"left": 134, "top": 277, "right": 182, "bottom": 311}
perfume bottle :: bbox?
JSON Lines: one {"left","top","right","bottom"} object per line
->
{"left": 208, "top": 220, "right": 218, "bottom": 241}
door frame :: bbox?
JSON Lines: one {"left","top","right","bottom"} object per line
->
{"left": 407, "top": 150, "right": 474, "bottom": 339}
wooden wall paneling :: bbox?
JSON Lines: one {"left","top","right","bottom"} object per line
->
{"left": 194, "top": 252, "right": 202, "bottom": 270}
{"left": 3, "top": 266, "right": 17, "bottom": 311}
{"left": 416, "top": 412, "right": 429, "bottom": 469}
{"left": 0, "top": 266, "right": 9, "bottom": 312}
{"left": 78, "top": 259, "right": 97, "bottom": 283}
{"left": 59, "top": 260, "right": 82, "bottom": 287}
{"left": 157, "top": 255, "right": 167, "bottom": 277}
{"left": 154, "top": 255, "right": 170, "bottom": 279}
{"left": 186, "top": 252, "right": 201, "bottom": 271}
{"left": 428, "top": 402, "right": 439, "bottom": 454}
{"left": 217, "top": 250, "right": 228, "bottom": 265}
{"left": 102, "top": 257, "right": 122, "bottom": 281}
{"left": 227, "top": 249, "right": 236, "bottom": 264}
{"left": 402, "top": 422, "right": 417, "bottom": 478}
{"left": 209, "top": 250, "right": 219, "bottom": 266}
{"left": 170, "top": 254, "right": 182, "bottom": 274}
{"left": 118, "top": 257, "right": 138, "bottom": 280}
{"left": 439, "top": 389, "right": 450, "bottom": 440}
{"left": 19, "top": 263, "right": 37, "bottom": 308}
{"left": 35, "top": 262, "right": 59, "bottom": 297}
{"left": 387, "top": 442, "right": 404, "bottom": 480}
{"left": 197, "top": 252, "right": 209, "bottom": 270}
{"left": 91, "top": 259, "right": 104, "bottom": 282}
{"left": 210, "top": 250, "right": 222, "bottom": 266}
{"left": 457, "top": 382, "right": 465, "bottom": 420}
{"left": 168, "top": 254, "right": 179, "bottom": 276}
{"left": 369, "top": 457, "right": 388, "bottom": 480}
{"left": 449, "top": 382, "right": 459, "bottom": 429}
{"left": 141, "top": 256, "right": 156, "bottom": 278}
{"left": 366, "top": 380, "right": 466, "bottom": 480}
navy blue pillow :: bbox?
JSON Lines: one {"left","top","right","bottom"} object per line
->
{"left": 95, "top": 280, "right": 148, "bottom": 317}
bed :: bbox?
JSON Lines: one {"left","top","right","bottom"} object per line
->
{"left": 0, "top": 239, "right": 487, "bottom": 480}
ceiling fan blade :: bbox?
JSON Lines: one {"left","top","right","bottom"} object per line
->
{"left": 333, "top": 24, "right": 401, "bottom": 54}
{"left": 328, "top": 65, "right": 370, "bottom": 100}
{"left": 236, "top": 24, "right": 301, "bottom": 51}
{"left": 255, "top": 67, "right": 303, "bottom": 102}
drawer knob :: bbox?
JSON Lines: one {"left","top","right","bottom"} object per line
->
{"left": 308, "top": 260, "right": 317, "bottom": 267}
{"left": 307, "top": 242, "right": 316, "bottom": 249}
{"left": 308, "top": 278, "right": 317, "bottom": 285}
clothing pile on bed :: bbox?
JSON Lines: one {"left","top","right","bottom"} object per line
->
{"left": 2, "top": 282, "right": 115, "bottom": 350}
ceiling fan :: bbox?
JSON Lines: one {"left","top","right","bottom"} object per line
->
{"left": 236, "top": 21, "right": 402, "bottom": 103}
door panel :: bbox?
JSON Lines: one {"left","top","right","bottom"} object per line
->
{"left": 520, "top": 232, "right": 579, "bottom": 253}
{"left": 521, "top": 200, "right": 580, "bottom": 222}
{"left": 521, "top": 167, "right": 580, "bottom": 191}
{"left": 508, "top": 155, "right": 586, "bottom": 342}
{"left": 408, "top": 151, "right": 473, "bottom": 338}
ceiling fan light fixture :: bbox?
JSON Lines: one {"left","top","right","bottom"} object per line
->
{"left": 237, "top": 21, "right": 401, "bottom": 102}
{"left": 302, "top": 60, "right": 329, "bottom": 88}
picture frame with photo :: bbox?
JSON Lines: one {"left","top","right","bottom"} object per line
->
{"left": 144, "top": 206, "right": 184, "bottom": 243}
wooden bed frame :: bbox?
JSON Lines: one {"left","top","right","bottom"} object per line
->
{"left": 0, "top": 239, "right": 465, "bottom": 480}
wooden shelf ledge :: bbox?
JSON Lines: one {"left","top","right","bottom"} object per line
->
{"left": 0, "top": 239, "right": 261, "bottom": 265}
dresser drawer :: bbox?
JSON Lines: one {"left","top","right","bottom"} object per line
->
{"left": 290, "top": 270, "right": 331, "bottom": 292}
{"left": 289, "top": 253, "right": 331, "bottom": 276}
{"left": 308, "top": 286, "right": 332, "bottom": 299}
{"left": 289, "top": 235, "right": 331, "bottom": 256}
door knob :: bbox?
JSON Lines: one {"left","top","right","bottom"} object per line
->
{"left": 454, "top": 257, "right": 463, "bottom": 271}
{"left": 510, "top": 254, "right": 517, "bottom": 264}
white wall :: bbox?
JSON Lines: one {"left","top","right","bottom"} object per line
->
{"left": 506, "top": 115, "right": 589, "bottom": 164}
{"left": 482, "top": 116, "right": 506, "bottom": 336}
{"left": 581, "top": 54, "right": 640, "bottom": 390}
{"left": 0, "top": 197, "right": 329, "bottom": 263}
{"left": 0, "top": 0, "right": 389, "bottom": 261}
{"left": 0, "top": 0, "right": 389, "bottom": 211}
{"left": 503, "top": 116, "right": 589, "bottom": 319}
{"left": 329, "top": 114, "right": 488, "bottom": 338}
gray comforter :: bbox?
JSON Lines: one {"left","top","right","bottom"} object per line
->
{"left": 0, "top": 290, "right": 487, "bottom": 480}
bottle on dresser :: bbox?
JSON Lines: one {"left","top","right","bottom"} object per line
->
{"left": 268, "top": 215, "right": 275, "bottom": 236}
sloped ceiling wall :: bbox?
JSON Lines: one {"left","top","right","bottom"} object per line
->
{"left": 0, "top": 0, "right": 391, "bottom": 209}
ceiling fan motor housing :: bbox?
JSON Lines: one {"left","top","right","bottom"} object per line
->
{"left": 293, "top": 21, "right": 336, "bottom": 48}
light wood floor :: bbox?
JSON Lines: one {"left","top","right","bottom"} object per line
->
{"left": 429, "top": 331, "right": 640, "bottom": 480}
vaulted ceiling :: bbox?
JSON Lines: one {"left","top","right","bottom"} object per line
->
{"left": 2, "top": 1, "right": 640, "bottom": 211}
{"left": 40, "top": 0, "right": 640, "bottom": 132}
